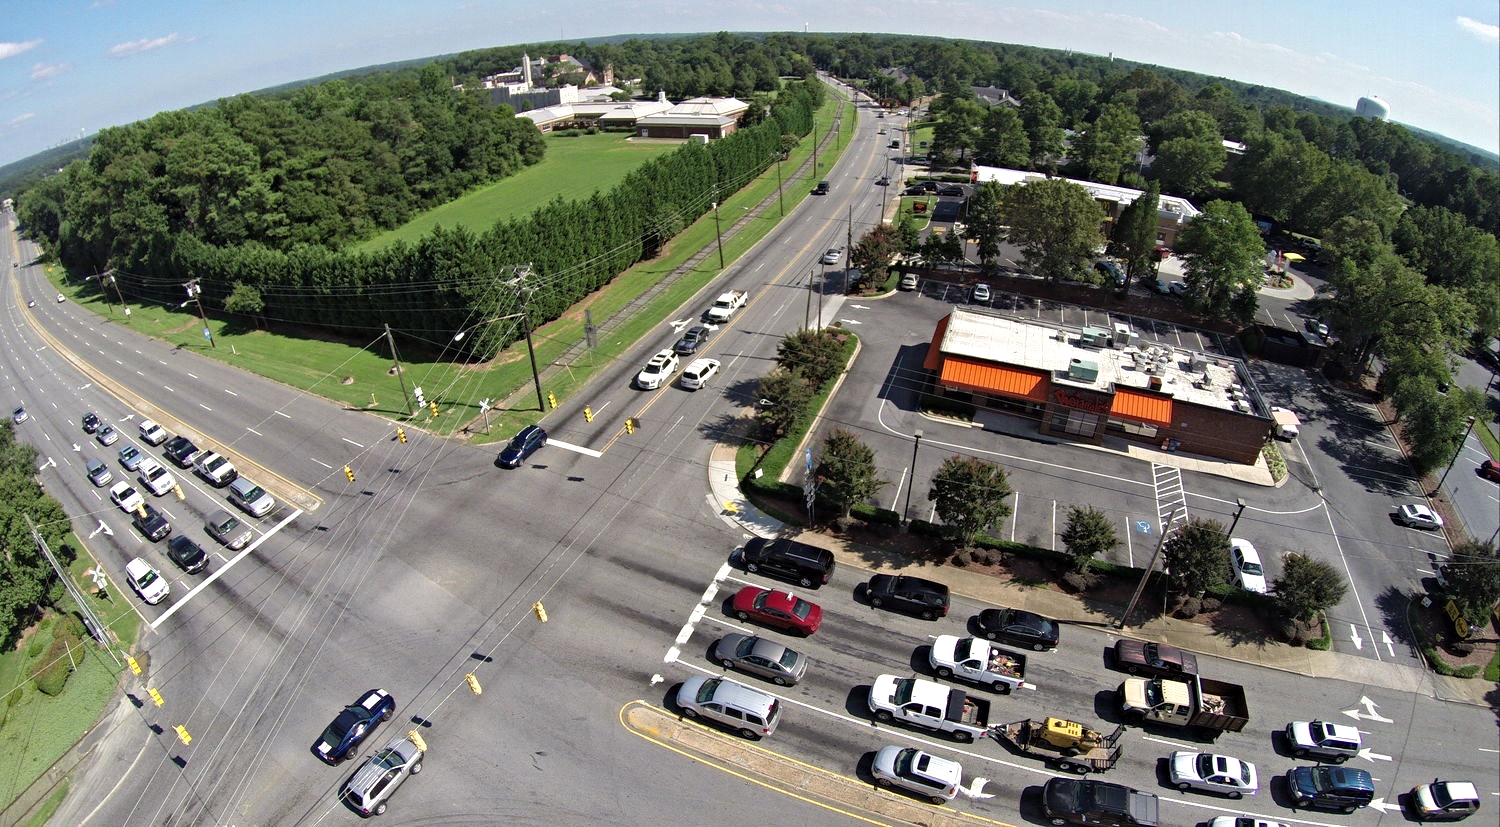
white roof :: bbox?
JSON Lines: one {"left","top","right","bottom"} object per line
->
{"left": 939, "top": 308, "right": 1254, "bottom": 413}
{"left": 970, "top": 164, "right": 1201, "bottom": 222}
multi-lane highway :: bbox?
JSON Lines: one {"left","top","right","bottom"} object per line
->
{"left": 3, "top": 82, "right": 1494, "bottom": 827}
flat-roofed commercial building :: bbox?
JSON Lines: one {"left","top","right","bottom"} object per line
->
{"left": 921, "top": 308, "right": 1274, "bottom": 464}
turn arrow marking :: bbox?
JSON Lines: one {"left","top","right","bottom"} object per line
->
{"left": 1348, "top": 623, "right": 1363, "bottom": 650}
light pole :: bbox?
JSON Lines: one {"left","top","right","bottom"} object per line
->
{"left": 1227, "top": 497, "right": 1247, "bottom": 536}
{"left": 1433, "top": 415, "right": 1478, "bottom": 495}
{"left": 903, "top": 429, "right": 923, "bottom": 523}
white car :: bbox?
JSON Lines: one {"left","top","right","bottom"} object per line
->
{"left": 138, "top": 419, "right": 169, "bottom": 446}
{"left": 871, "top": 745, "right": 961, "bottom": 804}
{"left": 821, "top": 248, "right": 842, "bottom": 265}
{"left": 679, "top": 358, "right": 720, "bottom": 390}
{"left": 1169, "top": 280, "right": 1190, "bottom": 297}
{"left": 1167, "top": 751, "right": 1259, "bottom": 799}
{"left": 138, "top": 458, "right": 177, "bottom": 496}
{"left": 634, "top": 349, "right": 679, "bottom": 390}
{"left": 1229, "top": 538, "right": 1267, "bottom": 594}
{"left": 970, "top": 283, "right": 991, "bottom": 303}
{"left": 125, "top": 557, "right": 170, "bottom": 605}
{"left": 1205, "top": 818, "right": 1289, "bottom": 827}
{"left": 109, "top": 481, "right": 144, "bottom": 514}
{"left": 1395, "top": 503, "right": 1443, "bottom": 529}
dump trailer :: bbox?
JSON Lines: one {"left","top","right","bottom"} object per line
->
{"left": 994, "top": 718, "right": 1124, "bottom": 774}
{"left": 1119, "top": 675, "right": 1249, "bottom": 737}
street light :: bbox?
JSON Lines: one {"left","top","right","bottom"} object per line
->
{"left": 903, "top": 429, "right": 923, "bottom": 523}
{"left": 1433, "top": 415, "right": 1478, "bottom": 495}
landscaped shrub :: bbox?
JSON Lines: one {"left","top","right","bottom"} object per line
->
{"left": 34, "top": 636, "right": 76, "bottom": 696}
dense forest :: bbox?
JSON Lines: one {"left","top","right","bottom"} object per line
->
{"left": 13, "top": 31, "right": 1497, "bottom": 359}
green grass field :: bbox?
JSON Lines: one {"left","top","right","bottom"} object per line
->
{"left": 358, "top": 132, "right": 680, "bottom": 252}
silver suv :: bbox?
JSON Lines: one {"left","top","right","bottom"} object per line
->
{"left": 674, "top": 675, "right": 781, "bottom": 740}
{"left": 227, "top": 477, "right": 275, "bottom": 518}
{"left": 342, "top": 734, "right": 423, "bottom": 816}
{"left": 1286, "top": 720, "right": 1362, "bottom": 763}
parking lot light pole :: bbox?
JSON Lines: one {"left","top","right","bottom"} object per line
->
{"left": 903, "top": 429, "right": 923, "bottom": 524}
{"left": 1227, "top": 497, "right": 1247, "bottom": 536}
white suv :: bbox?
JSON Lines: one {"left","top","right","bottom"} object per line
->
{"left": 137, "top": 458, "right": 176, "bottom": 496}
{"left": 138, "top": 419, "right": 169, "bottom": 445}
{"left": 1286, "top": 720, "right": 1361, "bottom": 763}
{"left": 634, "top": 349, "right": 679, "bottom": 390}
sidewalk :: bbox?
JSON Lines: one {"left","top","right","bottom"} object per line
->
{"left": 706, "top": 425, "right": 1492, "bottom": 708}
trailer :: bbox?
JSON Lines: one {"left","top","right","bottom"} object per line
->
{"left": 994, "top": 718, "right": 1124, "bottom": 774}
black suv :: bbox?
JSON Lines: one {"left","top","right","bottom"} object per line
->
{"left": 164, "top": 435, "right": 200, "bottom": 467}
{"left": 863, "top": 574, "right": 949, "bottom": 620}
{"left": 738, "top": 538, "right": 835, "bottom": 589}
{"left": 1043, "top": 778, "right": 1159, "bottom": 827}
{"left": 133, "top": 504, "right": 172, "bottom": 542}
{"left": 674, "top": 325, "right": 714, "bottom": 356}
{"left": 1286, "top": 766, "right": 1375, "bottom": 813}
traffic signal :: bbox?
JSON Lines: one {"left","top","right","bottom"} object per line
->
{"left": 126, "top": 656, "right": 142, "bottom": 676}
{"left": 413, "top": 386, "right": 425, "bottom": 407}
{"left": 532, "top": 601, "right": 549, "bottom": 623}
{"left": 174, "top": 725, "right": 192, "bottom": 746}
{"left": 343, "top": 465, "right": 356, "bottom": 483}
{"left": 148, "top": 687, "right": 165, "bottom": 707}
{"left": 624, "top": 418, "right": 636, "bottom": 435}
{"left": 428, "top": 400, "right": 439, "bottom": 417}
{"left": 396, "top": 428, "right": 406, "bottom": 443}
{"left": 583, "top": 406, "right": 593, "bottom": 423}
{"left": 547, "top": 392, "right": 557, "bottom": 409}
{"left": 407, "top": 730, "right": 427, "bottom": 752}
{"left": 465, "top": 673, "right": 483, "bottom": 695}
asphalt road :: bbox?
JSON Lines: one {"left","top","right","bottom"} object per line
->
{"left": 3, "top": 86, "right": 1495, "bottom": 827}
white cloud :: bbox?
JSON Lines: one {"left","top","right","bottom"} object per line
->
{"left": 0, "top": 40, "right": 43, "bottom": 61}
{"left": 8, "top": 113, "right": 35, "bottom": 127}
{"left": 30, "top": 62, "right": 72, "bottom": 81}
{"left": 107, "top": 33, "right": 183, "bottom": 59}
{"left": 1457, "top": 16, "right": 1499, "bottom": 43}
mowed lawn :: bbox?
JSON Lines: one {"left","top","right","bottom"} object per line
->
{"left": 359, "top": 132, "right": 681, "bottom": 252}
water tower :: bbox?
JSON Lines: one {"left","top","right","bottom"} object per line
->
{"left": 1355, "top": 96, "right": 1390, "bottom": 121}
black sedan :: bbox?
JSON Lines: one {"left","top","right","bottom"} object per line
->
{"left": 972, "top": 607, "right": 1059, "bottom": 650}
{"left": 673, "top": 325, "right": 715, "bottom": 356}
{"left": 81, "top": 411, "right": 101, "bottom": 433}
{"left": 313, "top": 688, "right": 395, "bottom": 764}
{"left": 863, "top": 574, "right": 949, "bottom": 620}
{"left": 166, "top": 536, "right": 209, "bottom": 574}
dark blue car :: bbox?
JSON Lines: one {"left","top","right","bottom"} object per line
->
{"left": 314, "top": 689, "right": 395, "bottom": 764}
{"left": 497, "top": 425, "right": 547, "bottom": 468}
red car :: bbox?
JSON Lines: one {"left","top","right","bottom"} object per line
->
{"left": 1479, "top": 459, "right": 1500, "bottom": 483}
{"left": 731, "top": 586, "right": 822, "bottom": 636}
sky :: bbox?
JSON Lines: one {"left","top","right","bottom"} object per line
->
{"left": 1, "top": 0, "right": 1497, "bottom": 170}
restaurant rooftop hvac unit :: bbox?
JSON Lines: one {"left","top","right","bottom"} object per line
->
{"left": 1067, "top": 358, "right": 1100, "bottom": 383}
{"left": 1111, "top": 323, "right": 1139, "bottom": 349}
{"left": 1079, "top": 327, "right": 1111, "bottom": 348}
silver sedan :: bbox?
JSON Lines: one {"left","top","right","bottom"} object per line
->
{"left": 710, "top": 634, "right": 807, "bottom": 686}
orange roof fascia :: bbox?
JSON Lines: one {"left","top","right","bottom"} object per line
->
{"left": 922, "top": 315, "right": 952, "bottom": 371}
{"left": 938, "top": 357, "right": 1048, "bottom": 402}
{"left": 1111, "top": 388, "right": 1173, "bottom": 426}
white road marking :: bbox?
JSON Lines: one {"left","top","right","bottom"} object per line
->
{"left": 549, "top": 438, "right": 602, "bottom": 458}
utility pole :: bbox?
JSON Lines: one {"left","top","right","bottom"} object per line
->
{"left": 711, "top": 198, "right": 725, "bottom": 270}
{"left": 509, "top": 266, "right": 547, "bottom": 413}
{"left": 1117, "top": 508, "right": 1184, "bottom": 629}
{"left": 384, "top": 323, "right": 413, "bottom": 415}
{"left": 27, "top": 516, "right": 118, "bottom": 663}
{"left": 184, "top": 279, "right": 214, "bottom": 348}
{"left": 775, "top": 155, "right": 785, "bottom": 217}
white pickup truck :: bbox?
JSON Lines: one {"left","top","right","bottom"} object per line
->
{"left": 704, "top": 290, "right": 748, "bottom": 323}
{"left": 927, "top": 635, "right": 1033, "bottom": 694}
{"left": 868, "top": 674, "right": 992, "bottom": 743}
